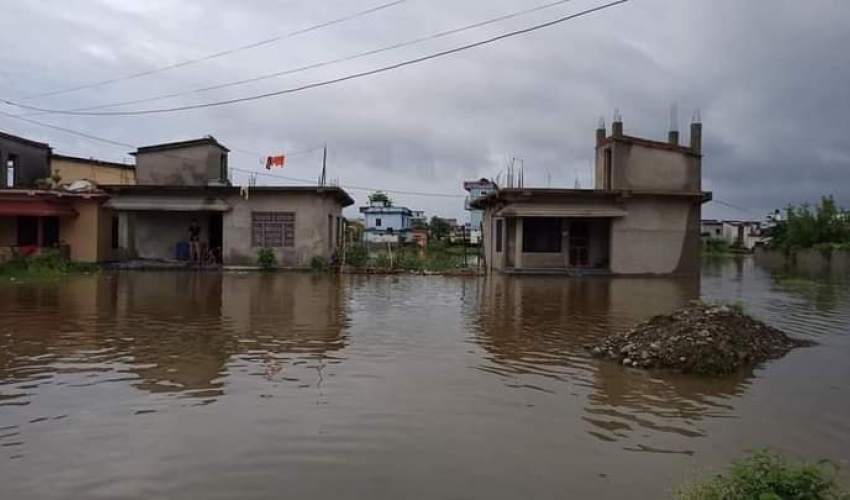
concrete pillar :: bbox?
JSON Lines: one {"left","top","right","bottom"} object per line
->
{"left": 514, "top": 217, "right": 523, "bottom": 270}
{"left": 668, "top": 130, "right": 680, "bottom": 145}
{"left": 690, "top": 122, "right": 702, "bottom": 154}
{"left": 612, "top": 120, "right": 624, "bottom": 138}
{"left": 118, "top": 212, "right": 134, "bottom": 253}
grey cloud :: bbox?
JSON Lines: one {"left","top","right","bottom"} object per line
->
{"left": 1, "top": 0, "right": 849, "bottom": 220}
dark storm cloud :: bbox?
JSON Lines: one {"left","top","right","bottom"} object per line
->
{"left": 1, "top": 0, "right": 848, "bottom": 219}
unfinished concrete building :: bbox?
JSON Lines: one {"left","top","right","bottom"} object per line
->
{"left": 474, "top": 117, "right": 711, "bottom": 276}
{"left": 104, "top": 137, "right": 353, "bottom": 268}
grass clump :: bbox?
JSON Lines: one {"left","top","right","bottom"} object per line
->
{"left": 675, "top": 450, "right": 849, "bottom": 500}
{"left": 256, "top": 247, "right": 276, "bottom": 271}
{"left": 0, "top": 250, "right": 98, "bottom": 279}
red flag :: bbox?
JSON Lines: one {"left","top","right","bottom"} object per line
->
{"left": 265, "top": 155, "right": 285, "bottom": 169}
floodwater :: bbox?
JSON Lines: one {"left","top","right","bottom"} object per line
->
{"left": 1, "top": 259, "right": 849, "bottom": 499}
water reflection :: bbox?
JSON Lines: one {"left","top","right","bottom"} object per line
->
{"left": 470, "top": 275, "right": 757, "bottom": 451}
{"left": 0, "top": 273, "right": 349, "bottom": 404}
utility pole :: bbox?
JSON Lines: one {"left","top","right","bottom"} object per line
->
{"left": 319, "top": 144, "right": 327, "bottom": 187}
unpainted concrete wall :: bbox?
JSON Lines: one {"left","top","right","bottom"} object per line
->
{"left": 135, "top": 144, "right": 226, "bottom": 186}
{"left": 222, "top": 192, "right": 343, "bottom": 267}
{"left": 132, "top": 211, "right": 213, "bottom": 260}
{"left": 610, "top": 197, "right": 701, "bottom": 275}
{"left": 595, "top": 141, "right": 700, "bottom": 192}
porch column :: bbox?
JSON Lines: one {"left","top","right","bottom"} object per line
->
{"left": 118, "top": 212, "right": 133, "bottom": 251}
{"left": 514, "top": 217, "right": 523, "bottom": 270}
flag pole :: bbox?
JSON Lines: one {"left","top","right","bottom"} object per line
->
{"left": 320, "top": 143, "right": 328, "bottom": 187}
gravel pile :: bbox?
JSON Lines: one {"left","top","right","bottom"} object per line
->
{"left": 590, "top": 302, "right": 814, "bottom": 376}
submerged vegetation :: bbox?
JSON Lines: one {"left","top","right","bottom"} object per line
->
{"left": 343, "top": 242, "right": 476, "bottom": 274}
{"left": 674, "top": 450, "right": 849, "bottom": 500}
{"left": 0, "top": 250, "right": 99, "bottom": 280}
{"left": 770, "top": 196, "right": 850, "bottom": 252}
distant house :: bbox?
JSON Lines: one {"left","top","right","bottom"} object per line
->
{"left": 0, "top": 130, "right": 51, "bottom": 188}
{"left": 360, "top": 198, "right": 414, "bottom": 244}
{"left": 465, "top": 178, "right": 497, "bottom": 244}
{"left": 52, "top": 154, "right": 136, "bottom": 186}
{"left": 104, "top": 136, "right": 353, "bottom": 267}
{"left": 701, "top": 219, "right": 764, "bottom": 250}
{"left": 473, "top": 117, "right": 711, "bottom": 275}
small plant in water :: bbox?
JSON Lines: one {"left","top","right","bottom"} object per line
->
{"left": 674, "top": 450, "right": 849, "bottom": 500}
{"left": 257, "top": 247, "right": 276, "bottom": 271}
{"left": 310, "top": 256, "right": 329, "bottom": 273}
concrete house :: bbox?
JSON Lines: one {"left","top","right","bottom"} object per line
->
{"left": 701, "top": 219, "right": 764, "bottom": 250}
{"left": 473, "top": 118, "right": 711, "bottom": 276}
{"left": 360, "top": 198, "right": 414, "bottom": 244}
{"left": 104, "top": 137, "right": 353, "bottom": 268}
{"left": 0, "top": 131, "right": 118, "bottom": 264}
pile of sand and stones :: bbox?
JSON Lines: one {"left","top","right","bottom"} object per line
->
{"left": 590, "top": 302, "right": 814, "bottom": 376}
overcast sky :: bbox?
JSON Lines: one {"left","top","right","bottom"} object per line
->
{"left": 1, "top": 0, "right": 848, "bottom": 220}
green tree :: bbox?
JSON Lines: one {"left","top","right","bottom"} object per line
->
{"left": 429, "top": 216, "right": 451, "bottom": 242}
{"left": 770, "top": 196, "right": 850, "bottom": 250}
{"left": 368, "top": 191, "right": 392, "bottom": 206}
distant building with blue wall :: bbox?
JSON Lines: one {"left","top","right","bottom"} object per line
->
{"left": 464, "top": 179, "right": 497, "bottom": 244}
{"left": 360, "top": 198, "right": 414, "bottom": 243}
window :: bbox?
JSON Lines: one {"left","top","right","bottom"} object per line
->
{"left": 328, "top": 214, "right": 333, "bottom": 249}
{"left": 6, "top": 154, "right": 18, "bottom": 188}
{"left": 522, "top": 217, "right": 562, "bottom": 253}
{"left": 604, "top": 148, "right": 613, "bottom": 190}
{"left": 220, "top": 153, "right": 228, "bottom": 181}
{"left": 375, "top": 217, "right": 382, "bottom": 227}
{"left": 336, "top": 216, "right": 341, "bottom": 244}
{"left": 252, "top": 212, "right": 295, "bottom": 248}
{"left": 495, "top": 219, "right": 503, "bottom": 253}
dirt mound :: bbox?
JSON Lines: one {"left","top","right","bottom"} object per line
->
{"left": 590, "top": 302, "right": 814, "bottom": 376}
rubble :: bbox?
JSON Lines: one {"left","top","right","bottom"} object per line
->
{"left": 589, "top": 302, "right": 814, "bottom": 376}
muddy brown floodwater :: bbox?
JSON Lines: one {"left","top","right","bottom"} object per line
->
{"left": 1, "top": 258, "right": 849, "bottom": 499}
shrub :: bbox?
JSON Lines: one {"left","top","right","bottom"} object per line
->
{"left": 373, "top": 252, "right": 392, "bottom": 270}
{"left": 704, "top": 238, "right": 732, "bottom": 255}
{"left": 674, "top": 450, "right": 849, "bottom": 500}
{"left": 257, "top": 247, "right": 276, "bottom": 270}
{"left": 310, "top": 256, "right": 329, "bottom": 273}
{"left": 344, "top": 245, "right": 369, "bottom": 269}
{"left": 396, "top": 251, "right": 425, "bottom": 272}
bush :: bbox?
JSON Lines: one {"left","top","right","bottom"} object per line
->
{"left": 373, "top": 252, "right": 392, "bottom": 270}
{"left": 257, "top": 247, "right": 276, "bottom": 270}
{"left": 344, "top": 245, "right": 369, "bottom": 269}
{"left": 704, "top": 238, "right": 732, "bottom": 255}
{"left": 675, "top": 451, "right": 849, "bottom": 500}
{"left": 310, "top": 256, "right": 329, "bottom": 273}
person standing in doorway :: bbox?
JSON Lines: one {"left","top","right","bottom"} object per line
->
{"left": 188, "top": 218, "right": 201, "bottom": 263}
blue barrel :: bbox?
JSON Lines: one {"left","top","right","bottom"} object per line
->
{"left": 176, "top": 241, "right": 190, "bottom": 261}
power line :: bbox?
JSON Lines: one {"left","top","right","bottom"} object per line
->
{"left": 31, "top": 0, "right": 581, "bottom": 114}
{"left": 0, "top": 110, "right": 465, "bottom": 199}
{"left": 231, "top": 166, "right": 464, "bottom": 198}
{"left": 17, "top": 0, "right": 410, "bottom": 101}
{"left": 712, "top": 198, "right": 759, "bottom": 216}
{"left": 2, "top": 0, "right": 629, "bottom": 117}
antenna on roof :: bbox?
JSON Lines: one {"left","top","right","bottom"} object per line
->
{"left": 670, "top": 103, "right": 679, "bottom": 132}
{"left": 597, "top": 116, "right": 605, "bottom": 129}
{"left": 692, "top": 109, "right": 702, "bottom": 123}
{"left": 613, "top": 109, "right": 622, "bottom": 122}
